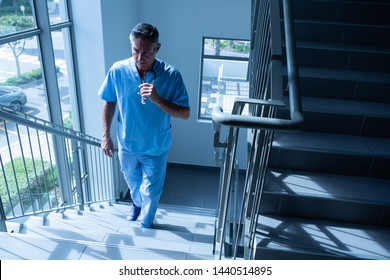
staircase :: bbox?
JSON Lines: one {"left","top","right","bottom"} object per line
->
{"left": 255, "top": 0, "right": 390, "bottom": 259}
{"left": 0, "top": 202, "right": 216, "bottom": 260}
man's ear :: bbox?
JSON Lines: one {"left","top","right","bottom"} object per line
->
{"left": 155, "top": 43, "right": 161, "bottom": 53}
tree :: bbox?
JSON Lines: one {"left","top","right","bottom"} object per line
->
{"left": 0, "top": 14, "right": 34, "bottom": 78}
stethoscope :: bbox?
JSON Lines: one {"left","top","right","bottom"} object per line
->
{"left": 138, "top": 69, "right": 156, "bottom": 105}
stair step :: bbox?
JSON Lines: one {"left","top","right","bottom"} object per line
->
{"left": 16, "top": 224, "right": 214, "bottom": 255}
{"left": 291, "top": 20, "right": 390, "bottom": 49}
{"left": 270, "top": 131, "right": 390, "bottom": 178}
{"left": 290, "top": 0, "right": 390, "bottom": 26}
{"left": 254, "top": 215, "right": 390, "bottom": 260}
{"left": 292, "top": 45, "right": 390, "bottom": 73}
{"left": 261, "top": 169, "right": 390, "bottom": 225}
{"left": 293, "top": 71, "right": 390, "bottom": 103}
{"left": 1, "top": 203, "right": 216, "bottom": 260}
{"left": 265, "top": 169, "right": 390, "bottom": 204}
{"left": 278, "top": 97, "right": 390, "bottom": 138}
{"left": 0, "top": 232, "right": 213, "bottom": 260}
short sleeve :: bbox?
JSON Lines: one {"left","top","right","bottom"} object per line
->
{"left": 98, "top": 68, "right": 117, "bottom": 102}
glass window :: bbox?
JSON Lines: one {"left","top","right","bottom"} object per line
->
{"left": 1, "top": 0, "right": 79, "bottom": 126}
{"left": 0, "top": 36, "right": 49, "bottom": 120}
{"left": 51, "top": 28, "right": 79, "bottom": 130}
{"left": 48, "top": 0, "right": 69, "bottom": 25}
{"left": 199, "top": 37, "right": 250, "bottom": 120}
{"left": 0, "top": 0, "right": 36, "bottom": 36}
{"left": 1, "top": 0, "right": 81, "bottom": 216}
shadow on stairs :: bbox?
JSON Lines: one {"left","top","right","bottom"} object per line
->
{"left": 0, "top": 202, "right": 217, "bottom": 260}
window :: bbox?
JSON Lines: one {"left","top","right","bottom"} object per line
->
{"left": 198, "top": 37, "right": 250, "bottom": 120}
{"left": 0, "top": 0, "right": 81, "bottom": 214}
{"left": 0, "top": 0, "right": 79, "bottom": 128}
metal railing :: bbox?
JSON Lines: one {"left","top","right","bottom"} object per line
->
{"left": 0, "top": 106, "right": 121, "bottom": 231}
{"left": 212, "top": 0, "right": 303, "bottom": 259}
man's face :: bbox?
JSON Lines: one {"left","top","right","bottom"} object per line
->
{"left": 131, "top": 37, "right": 160, "bottom": 73}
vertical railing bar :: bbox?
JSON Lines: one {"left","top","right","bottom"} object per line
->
{"left": 36, "top": 129, "right": 52, "bottom": 210}
{"left": 245, "top": 130, "right": 266, "bottom": 258}
{"left": 87, "top": 143, "right": 93, "bottom": 203}
{"left": 101, "top": 152, "right": 106, "bottom": 201}
{"left": 251, "top": 3, "right": 265, "bottom": 100}
{"left": 45, "top": 132, "right": 60, "bottom": 209}
{"left": 36, "top": 130, "right": 50, "bottom": 209}
{"left": 64, "top": 138, "right": 75, "bottom": 207}
{"left": 0, "top": 155, "right": 7, "bottom": 230}
{"left": 256, "top": 4, "right": 271, "bottom": 101}
{"left": 0, "top": 153, "right": 16, "bottom": 218}
{"left": 92, "top": 145, "right": 99, "bottom": 203}
{"left": 248, "top": 128, "right": 275, "bottom": 259}
{"left": 81, "top": 141, "right": 91, "bottom": 204}
{"left": 235, "top": 106, "right": 276, "bottom": 259}
{"left": 256, "top": 0, "right": 269, "bottom": 97}
{"left": 105, "top": 157, "right": 112, "bottom": 200}
{"left": 1, "top": 122, "right": 17, "bottom": 218}
{"left": 103, "top": 153, "right": 109, "bottom": 200}
{"left": 247, "top": 131, "right": 270, "bottom": 257}
{"left": 26, "top": 126, "right": 44, "bottom": 212}
{"left": 15, "top": 123, "right": 35, "bottom": 214}
{"left": 233, "top": 108, "right": 264, "bottom": 258}
{"left": 217, "top": 127, "right": 239, "bottom": 259}
{"left": 89, "top": 145, "right": 97, "bottom": 203}
{"left": 69, "top": 138, "right": 77, "bottom": 206}
{"left": 97, "top": 147, "right": 104, "bottom": 201}
{"left": 71, "top": 139, "right": 84, "bottom": 210}
{"left": 84, "top": 144, "right": 91, "bottom": 204}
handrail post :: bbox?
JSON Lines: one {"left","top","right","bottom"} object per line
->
{"left": 71, "top": 139, "right": 84, "bottom": 211}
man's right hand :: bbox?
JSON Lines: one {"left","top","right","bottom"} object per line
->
{"left": 101, "top": 134, "right": 114, "bottom": 157}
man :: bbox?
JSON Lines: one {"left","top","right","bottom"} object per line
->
{"left": 99, "top": 23, "right": 190, "bottom": 228}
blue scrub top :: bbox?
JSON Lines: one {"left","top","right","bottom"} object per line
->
{"left": 99, "top": 57, "right": 189, "bottom": 155}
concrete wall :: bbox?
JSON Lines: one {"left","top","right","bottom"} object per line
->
{"left": 72, "top": 0, "right": 251, "bottom": 168}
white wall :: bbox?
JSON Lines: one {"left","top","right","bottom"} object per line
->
{"left": 72, "top": 0, "right": 251, "bottom": 168}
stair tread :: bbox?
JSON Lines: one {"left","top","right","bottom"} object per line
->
{"left": 255, "top": 214, "right": 390, "bottom": 260}
{"left": 1, "top": 202, "right": 216, "bottom": 260}
{"left": 283, "top": 96, "right": 390, "bottom": 118}
{"left": 16, "top": 223, "right": 214, "bottom": 252}
{"left": 0, "top": 232, "right": 214, "bottom": 260}
{"left": 273, "top": 131, "right": 390, "bottom": 157}
{"left": 265, "top": 169, "right": 390, "bottom": 205}
{"left": 297, "top": 67, "right": 390, "bottom": 83}
{"left": 290, "top": 0, "right": 390, "bottom": 26}
{"left": 295, "top": 40, "right": 390, "bottom": 55}
{"left": 40, "top": 204, "right": 215, "bottom": 235}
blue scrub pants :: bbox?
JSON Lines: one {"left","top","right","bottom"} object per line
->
{"left": 119, "top": 150, "right": 168, "bottom": 228}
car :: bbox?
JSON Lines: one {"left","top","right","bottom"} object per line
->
{"left": 0, "top": 86, "right": 27, "bottom": 111}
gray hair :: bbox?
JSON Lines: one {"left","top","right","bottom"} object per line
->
{"left": 130, "top": 22, "right": 159, "bottom": 44}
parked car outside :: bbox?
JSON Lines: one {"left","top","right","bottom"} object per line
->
{"left": 0, "top": 86, "right": 28, "bottom": 111}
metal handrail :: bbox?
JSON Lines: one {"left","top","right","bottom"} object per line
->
{"left": 0, "top": 106, "right": 103, "bottom": 147}
{"left": 0, "top": 107, "right": 120, "bottom": 231}
{"left": 212, "top": 0, "right": 303, "bottom": 259}
{"left": 212, "top": 0, "right": 303, "bottom": 131}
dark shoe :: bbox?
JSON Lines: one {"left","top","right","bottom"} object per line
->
{"left": 126, "top": 204, "right": 141, "bottom": 221}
